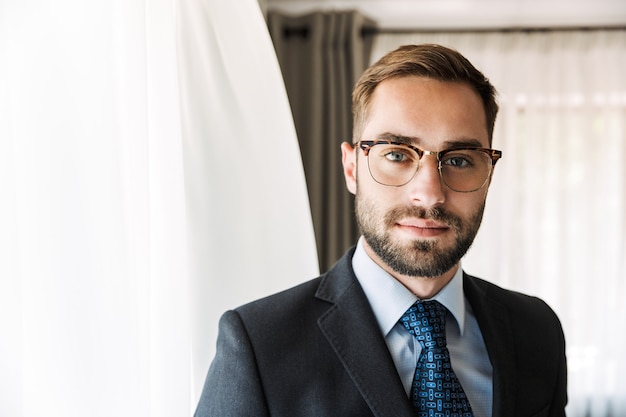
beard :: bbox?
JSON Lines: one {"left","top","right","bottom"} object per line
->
{"left": 355, "top": 193, "right": 485, "bottom": 278}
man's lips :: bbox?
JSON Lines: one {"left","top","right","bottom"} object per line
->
{"left": 395, "top": 219, "right": 449, "bottom": 237}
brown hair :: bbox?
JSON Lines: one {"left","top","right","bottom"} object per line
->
{"left": 352, "top": 44, "right": 499, "bottom": 145}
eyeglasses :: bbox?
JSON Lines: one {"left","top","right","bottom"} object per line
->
{"left": 357, "top": 140, "right": 502, "bottom": 192}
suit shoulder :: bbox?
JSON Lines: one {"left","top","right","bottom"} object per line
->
{"left": 237, "top": 276, "right": 322, "bottom": 311}
{"left": 229, "top": 276, "right": 329, "bottom": 334}
{"left": 464, "top": 273, "right": 561, "bottom": 321}
{"left": 234, "top": 249, "right": 357, "bottom": 321}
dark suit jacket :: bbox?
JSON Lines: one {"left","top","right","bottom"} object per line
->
{"left": 195, "top": 247, "right": 567, "bottom": 417}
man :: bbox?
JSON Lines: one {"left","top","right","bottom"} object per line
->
{"left": 195, "top": 44, "right": 567, "bottom": 417}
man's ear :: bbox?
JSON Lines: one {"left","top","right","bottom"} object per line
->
{"left": 341, "top": 142, "right": 357, "bottom": 195}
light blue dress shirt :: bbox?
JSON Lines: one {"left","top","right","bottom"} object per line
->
{"left": 352, "top": 238, "right": 493, "bottom": 417}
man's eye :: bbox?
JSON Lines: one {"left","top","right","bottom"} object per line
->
{"left": 443, "top": 157, "right": 470, "bottom": 167}
{"left": 383, "top": 149, "right": 411, "bottom": 162}
{"left": 442, "top": 152, "right": 475, "bottom": 168}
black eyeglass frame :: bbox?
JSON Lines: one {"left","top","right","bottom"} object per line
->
{"left": 356, "top": 139, "right": 503, "bottom": 192}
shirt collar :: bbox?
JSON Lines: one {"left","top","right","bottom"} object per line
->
{"left": 352, "top": 237, "right": 467, "bottom": 337}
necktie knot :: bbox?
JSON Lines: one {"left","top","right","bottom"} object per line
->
{"left": 399, "top": 300, "right": 448, "bottom": 350}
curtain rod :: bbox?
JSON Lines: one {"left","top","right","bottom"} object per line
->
{"left": 364, "top": 25, "right": 626, "bottom": 35}
{"left": 281, "top": 25, "right": 625, "bottom": 38}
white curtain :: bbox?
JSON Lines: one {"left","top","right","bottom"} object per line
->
{"left": 0, "top": 0, "right": 319, "bottom": 416}
{"left": 373, "top": 30, "right": 626, "bottom": 415}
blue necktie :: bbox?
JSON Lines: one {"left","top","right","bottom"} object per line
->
{"left": 399, "top": 300, "right": 473, "bottom": 417}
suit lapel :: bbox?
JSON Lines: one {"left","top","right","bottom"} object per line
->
{"left": 315, "top": 251, "right": 415, "bottom": 417}
{"left": 464, "top": 274, "right": 517, "bottom": 416}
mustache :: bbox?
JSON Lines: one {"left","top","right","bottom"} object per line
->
{"left": 383, "top": 206, "right": 463, "bottom": 231}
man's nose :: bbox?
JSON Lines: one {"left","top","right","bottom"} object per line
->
{"left": 406, "top": 155, "right": 445, "bottom": 207}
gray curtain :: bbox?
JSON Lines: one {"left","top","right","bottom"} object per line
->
{"left": 268, "top": 10, "right": 376, "bottom": 271}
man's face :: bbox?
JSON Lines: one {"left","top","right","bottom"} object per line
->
{"left": 342, "top": 76, "right": 492, "bottom": 278}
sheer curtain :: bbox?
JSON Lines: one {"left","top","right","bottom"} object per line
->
{"left": 0, "top": 0, "right": 318, "bottom": 416}
{"left": 373, "top": 30, "right": 626, "bottom": 415}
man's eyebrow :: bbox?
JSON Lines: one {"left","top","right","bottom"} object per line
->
{"left": 375, "top": 132, "right": 420, "bottom": 145}
{"left": 442, "top": 138, "right": 485, "bottom": 148}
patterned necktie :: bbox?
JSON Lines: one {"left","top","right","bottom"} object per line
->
{"left": 399, "top": 300, "right": 473, "bottom": 417}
